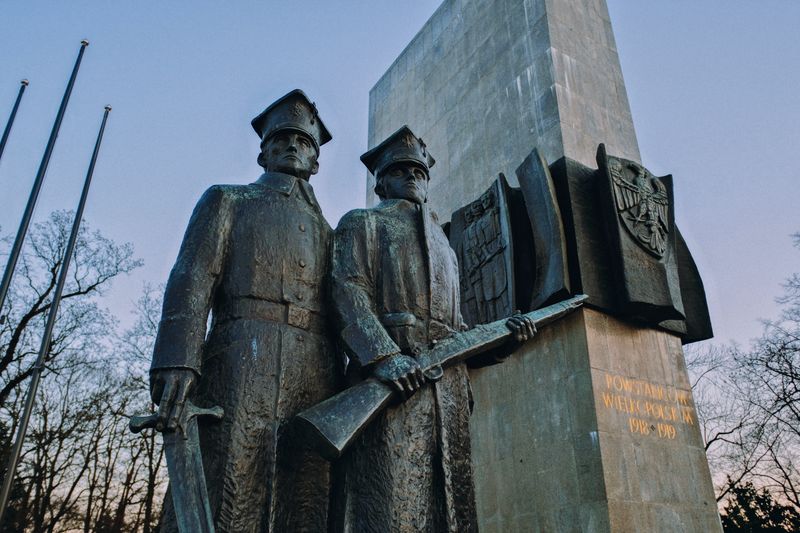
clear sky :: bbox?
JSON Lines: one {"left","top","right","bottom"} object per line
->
{"left": 0, "top": 1, "right": 797, "bottom": 347}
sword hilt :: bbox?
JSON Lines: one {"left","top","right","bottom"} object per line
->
{"left": 130, "top": 402, "right": 224, "bottom": 434}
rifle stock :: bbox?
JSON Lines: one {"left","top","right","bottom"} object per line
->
{"left": 294, "top": 294, "right": 587, "bottom": 460}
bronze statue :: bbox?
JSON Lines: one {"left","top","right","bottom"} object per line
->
{"left": 148, "top": 90, "right": 337, "bottom": 532}
{"left": 328, "top": 126, "right": 535, "bottom": 532}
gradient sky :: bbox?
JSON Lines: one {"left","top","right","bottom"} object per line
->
{"left": 0, "top": 1, "right": 797, "bottom": 348}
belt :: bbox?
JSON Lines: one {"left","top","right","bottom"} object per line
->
{"left": 220, "top": 299, "right": 327, "bottom": 335}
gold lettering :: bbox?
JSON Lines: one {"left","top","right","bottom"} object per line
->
{"left": 614, "top": 395, "right": 625, "bottom": 411}
{"left": 622, "top": 377, "right": 634, "bottom": 393}
{"left": 625, "top": 397, "right": 636, "bottom": 414}
{"left": 677, "top": 390, "right": 692, "bottom": 407}
{"left": 657, "top": 423, "right": 677, "bottom": 439}
{"left": 601, "top": 392, "right": 614, "bottom": 408}
{"left": 655, "top": 385, "right": 665, "bottom": 401}
{"left": 628, "top": 417, "right": 651, "bottom": 435}
{"left": 601, "top": 373, "right": 697, "bottom": 434}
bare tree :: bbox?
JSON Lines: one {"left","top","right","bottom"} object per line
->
{"left": 731, "top": 235, "right": 800, "bottom": 511}
{"left": 0, "top": 210, "right": 141, "bottom": 409}
{"left": 0, "top": 211, "right": 156, "bottom": 532}
{"left": 689, "top": 234, "right": 800, "bottom": 517}
{"left": 109, "top": 285, "right": 167, "bottom": 532}
{"left": 686, "top": 344, "right": 771, "bottom": 503}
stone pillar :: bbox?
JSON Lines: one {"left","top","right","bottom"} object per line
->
{"left": 367, "top": 0, "right": 722, "bottom": 530}
{"left": 367, "top": 0, "right": 639, "bottom": 219}
{"left": 469, "top": 308, "right": 721, "bottom": 532}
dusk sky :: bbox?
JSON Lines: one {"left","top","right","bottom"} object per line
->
{"left": 0, "top": 1, "right": 797, "bottom": 348}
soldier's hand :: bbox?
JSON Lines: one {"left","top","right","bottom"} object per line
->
{"left": 506, "top": 311, "right": 537, "bottom": 343}
{"left": 374, "top": 354, "right": 426, "bottom": 399}
{"left": 150, "top": 369, "right": 197, "bottom": 433}
{"left": 497, "top": 311, "right": 537, "bottom": 361}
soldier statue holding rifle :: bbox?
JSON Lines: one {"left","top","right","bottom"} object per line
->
{"left": 327, "top": 126, "right": 537, "bottom": 532}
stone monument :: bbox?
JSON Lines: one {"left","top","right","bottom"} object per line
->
{"left": 366, "top": 0, "right": 722, "bottom": 531}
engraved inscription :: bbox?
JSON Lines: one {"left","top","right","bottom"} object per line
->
{"left": 599, "top": 372, "right": 696, "bottom": 440}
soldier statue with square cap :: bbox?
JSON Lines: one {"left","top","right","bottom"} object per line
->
{"left": 329, "top": 126, "right": 535, "bottom": 532}
{"left": 150, "top": 89, "right": 338, "bottom": 532}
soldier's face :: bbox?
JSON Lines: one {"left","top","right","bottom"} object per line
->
{"left": 379, "top": 162, "right": 429, "bottom": 204}
{"left": 260, "top": 131, "right": 319, "bottom": 180}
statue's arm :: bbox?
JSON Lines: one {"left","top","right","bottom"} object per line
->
{"left": 150, "top": 185, "right": 232, "bottom": 375}
{"left": 148, "top": 185, "right": 232, "bottom": 431}
{"left": 331, "top": 210, "right": 401, "bottom": 371}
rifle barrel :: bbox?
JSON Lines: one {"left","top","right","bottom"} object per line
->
{"left": 294, "top": 294, "right": 587, "bottom": 460}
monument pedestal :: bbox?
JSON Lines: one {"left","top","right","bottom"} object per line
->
{"left": 469, "top": 308, "right": 722, "bottom": 532}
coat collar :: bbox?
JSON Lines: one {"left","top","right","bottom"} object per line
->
{"left": 255, "top": 172, "right": 319, "bottom": 206}
{"left": 376, "top": 199, "right": 441, "bottom": 223}
{"left": 377, "top": 198, "right": 423, "bottom": 212}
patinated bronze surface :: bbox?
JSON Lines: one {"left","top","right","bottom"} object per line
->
{"left": 449, "top": 174, "right": 516, "bottom": 327}
{"left": 149, "top": 90, "right": 337, "bottom": 532}
{"left": 295, "top": 294, "right": 585, "bottom": 461}
{"left": 325, "top": 126, "right": 536, "bottom": 532}
{"left": 448, "top": 148, "right": 571, "bottom": 328}
{"left": 516, "top": 148, "right": 571, "bottom": 310}
{"left": 596, "top": 143, "right": 685, "bottom": 323}
{"left": 131, "top": 402, "right": 223, "bottom": 533}
{"left": 329, "top": 126, "right": 479, "bottom": 532}
{"left": 547, "top": 147, "right": 712, "bottom": 342}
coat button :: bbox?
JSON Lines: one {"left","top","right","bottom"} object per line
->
{"left": 297, "top": 294, "right": 304, "bottom": 301}
{"left": 299, "top": 260, "right": 306, "bottom": 267}
{"left": 299, "top": 224, "right": 306, "bottom": 232}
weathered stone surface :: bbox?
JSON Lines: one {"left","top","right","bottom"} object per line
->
{"left": 469, "top": 308, "right": 722, "bottom": 532}
{"left": 367, "top": 0, "right": 640, "bottom": 220}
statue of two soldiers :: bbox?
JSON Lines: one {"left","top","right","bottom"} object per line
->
{"left": 149, "top": 90, "right": 534, "bottom": 532}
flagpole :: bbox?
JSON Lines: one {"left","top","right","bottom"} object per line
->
{"left": 0, "top": 40, "right": 89, "bottom": 325}
{"left": 0, "top": 105, "right": 111, "bottom": 523}
{"left": 0, "top": 79, "right": 29, "bottom": 167}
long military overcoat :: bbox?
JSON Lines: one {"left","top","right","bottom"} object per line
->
{"left": 330, "top": 199, "right": 478, "bottom": 533}
{"left": 152, "top": 172, "right": 337, "bottom": 532}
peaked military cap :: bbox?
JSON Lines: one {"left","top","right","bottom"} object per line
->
{"left": 251, "top": 89, "right": 332, "bottom": 151}
{"left": 360, "top": 125, "right": 435, "bottom": 176}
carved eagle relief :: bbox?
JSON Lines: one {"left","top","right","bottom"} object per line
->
{"left": 609, "top": 160, "right": 670, "bottom": 258}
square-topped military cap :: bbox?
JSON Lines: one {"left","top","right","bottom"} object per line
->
{"left": 251, "top": 89, "right": 332, "bottom": 151}
{"left": 361, "top": 125, "right": 435, "bottom": 176}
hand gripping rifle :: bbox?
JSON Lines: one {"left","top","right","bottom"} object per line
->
{"left": 294, "top": 294, "right": 587, "bottom": 461}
